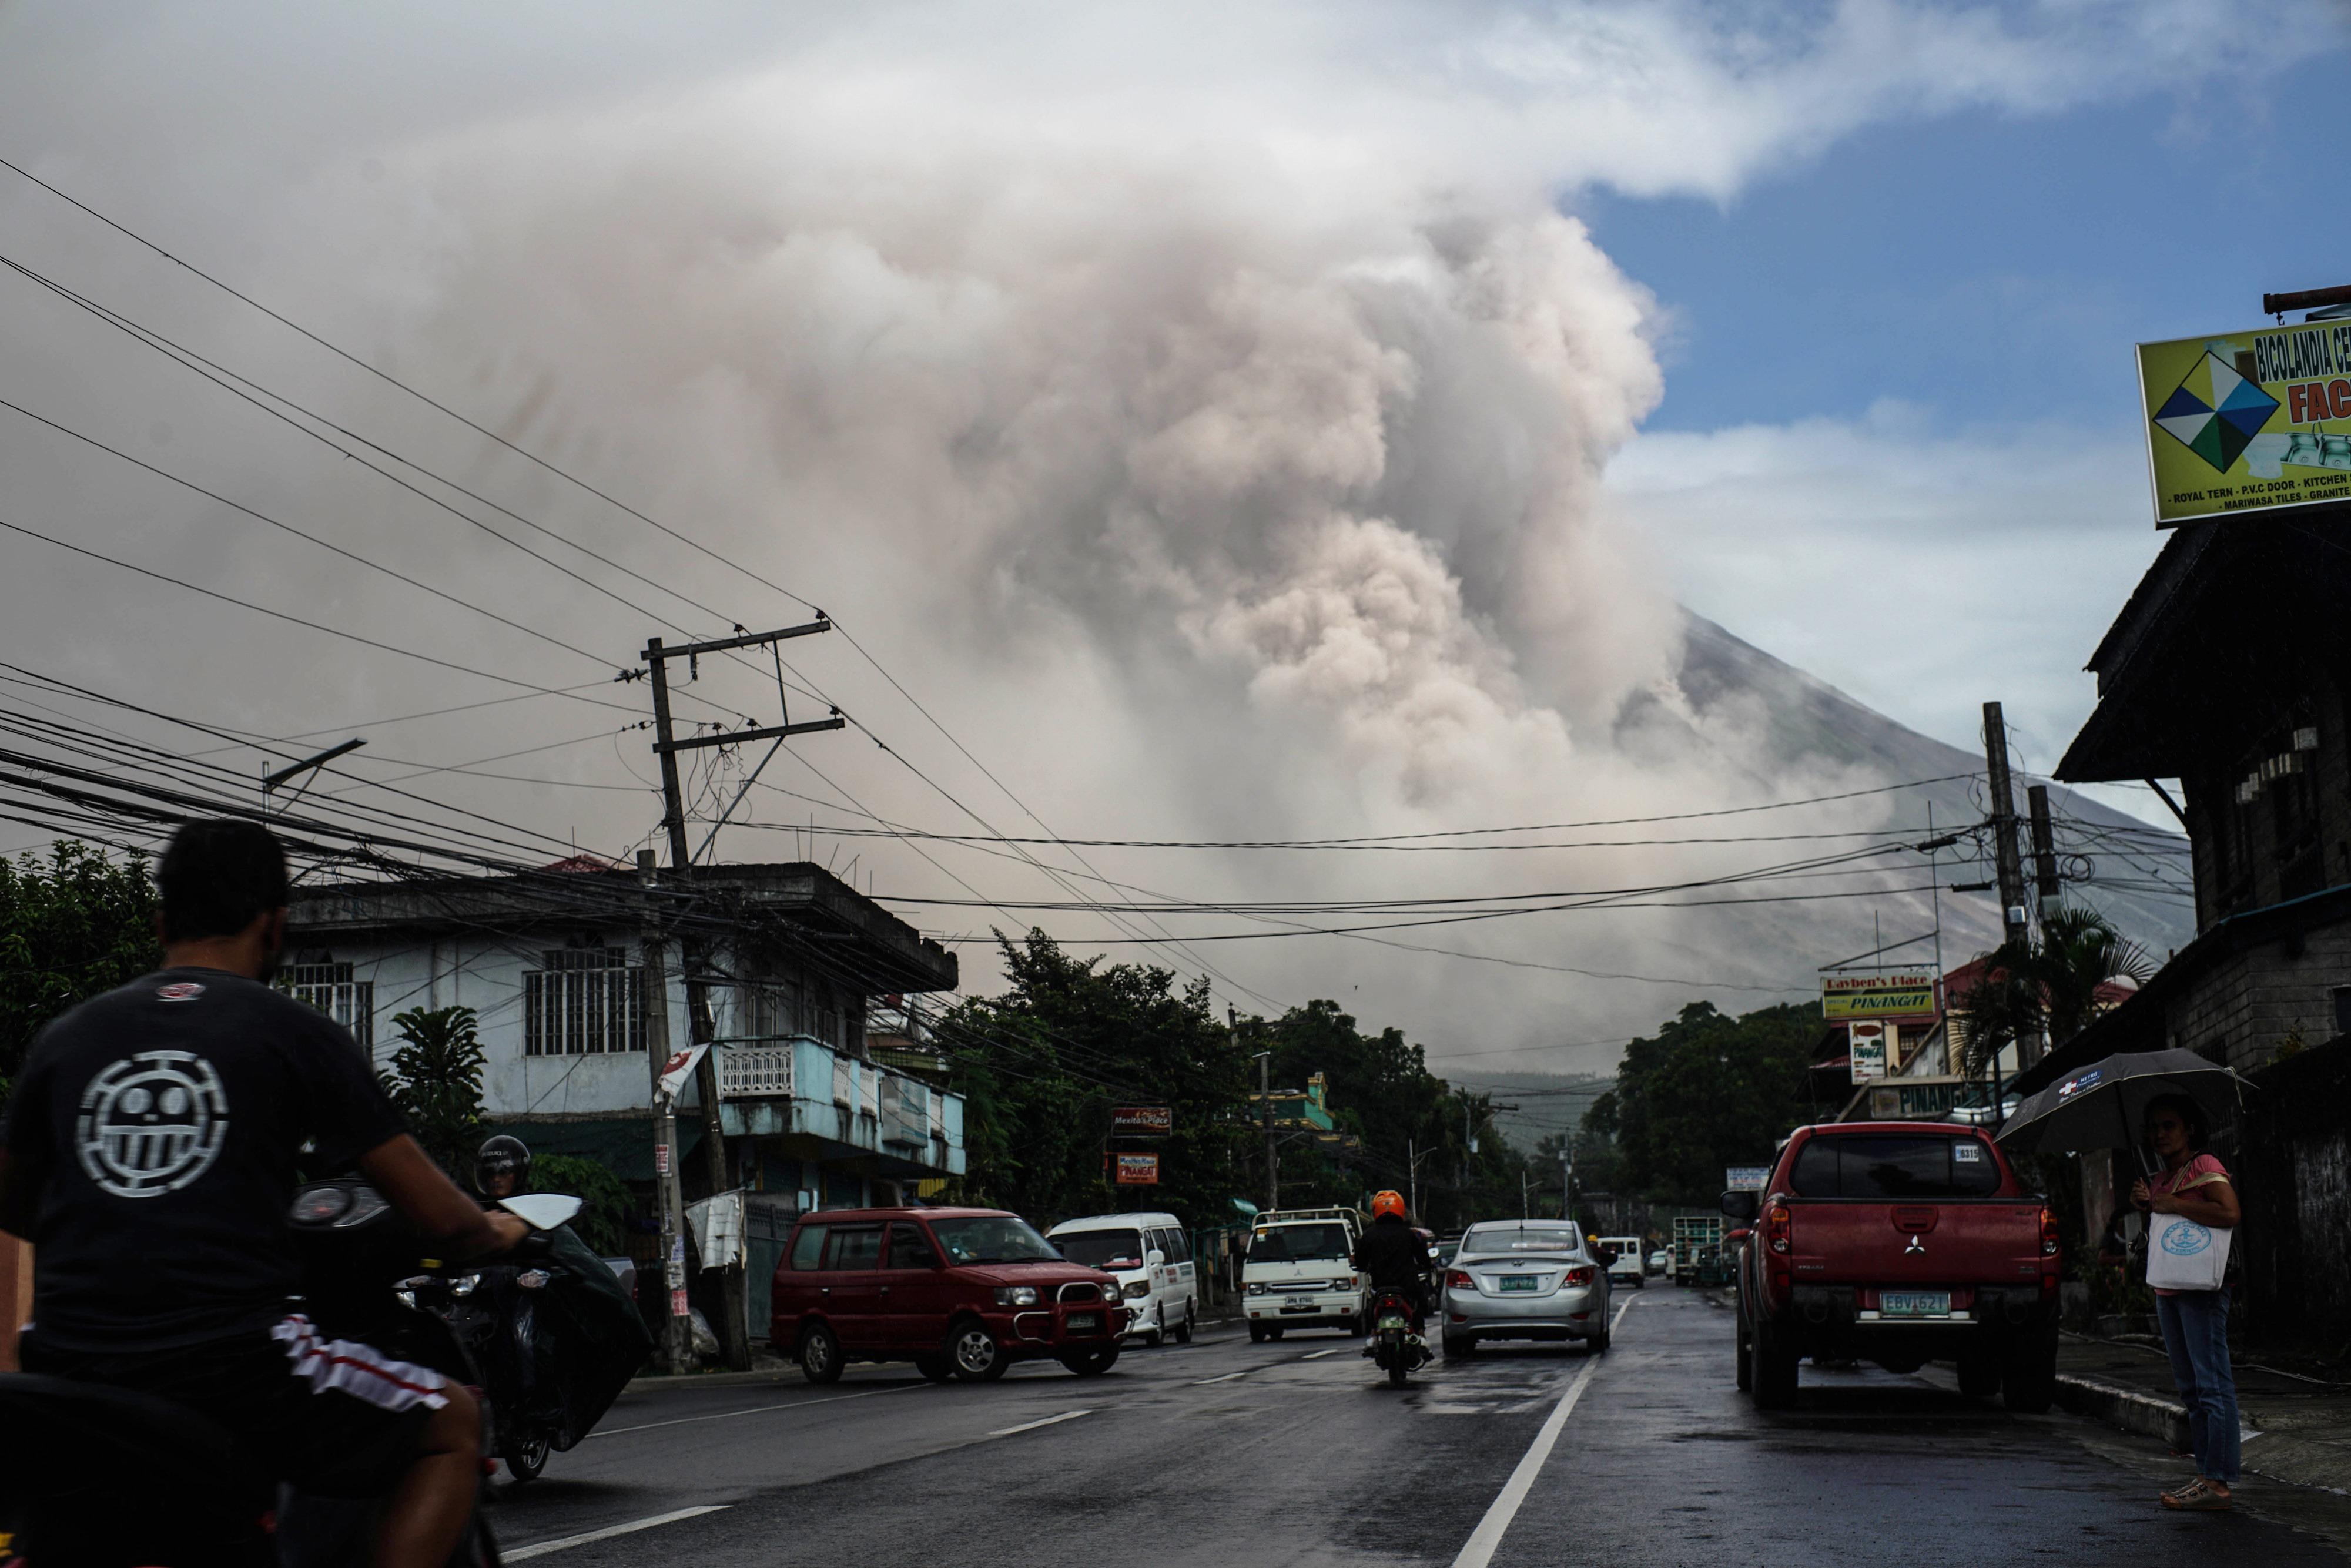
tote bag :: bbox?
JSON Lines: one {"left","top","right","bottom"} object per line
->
{"left": 2146, "top": 1211, "right": 2233, "bottom": 1292}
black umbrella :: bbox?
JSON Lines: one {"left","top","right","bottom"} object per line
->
{"left": 1995, "top": 1048, "right": 2250, "bottom": 1173}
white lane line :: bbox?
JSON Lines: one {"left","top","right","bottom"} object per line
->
{"left": 988, "top": 1408, "right": 1093, "bottom": 1438}
{"left": 1302, "top": 1348, "right": 1345, "bottom": 1359}
{"left": 590, "top": 1381, "right": 919, "bottom": 1438}
{"left": 504, "top": 1506, "right": 729, "bottom": 1560}
{"left": 1449, "top": 1296, "right": 1639, "bottom": 1568}
{"left": 1192, "top": 1370, "right": 1252, "bottom": 1385}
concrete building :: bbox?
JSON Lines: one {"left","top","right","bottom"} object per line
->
{"left": 285, "top": 860, "right": 964, "bottom": 1241}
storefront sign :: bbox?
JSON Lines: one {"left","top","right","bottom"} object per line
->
{"left": 1114, "top": 1152, "right": 1161, "bottom": 1185}
{"left": 1724, "top": 1165, "right": 1771, "bottom": 1190}
{"left": 1848, "top": 1021, "right": 1888, "bottom": 1082}
{"left": 1821, "top": 972, "right": 1937, "bottom": 1021}
{"left": 1111, "top": 1105, "right": 1173, "bottom": 1134}
{"left": 2138, "top": 321, "right": 2351, "bottom": 525}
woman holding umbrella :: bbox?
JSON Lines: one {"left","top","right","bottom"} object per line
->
{"left": 2129, "top": 1094, "right": 2242, "bottom": 1513}
{"left": 1997, "top": 1051, "right": 2249, "bottom": 1513}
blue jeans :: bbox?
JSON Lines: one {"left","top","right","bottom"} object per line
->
{"left": 2156, "top": 1291, "right": 2241, "bottom": 1484}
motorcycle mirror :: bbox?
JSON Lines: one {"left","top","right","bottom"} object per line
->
{"left": 500, "top": 1193, "right": 584, "bottom": 1231}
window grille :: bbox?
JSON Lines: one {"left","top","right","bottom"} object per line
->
{"left": 282, "top": 961, "right": 374, "bottom": 1052}
{"left": 524, "top": 949, "right": 646, "bottom": 1057}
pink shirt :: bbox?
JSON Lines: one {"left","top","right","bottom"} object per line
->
{"left": 2149, "top": 1153, "right": 2232, "bottom": 1296}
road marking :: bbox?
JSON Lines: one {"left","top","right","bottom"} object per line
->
{"left": 590, "top": 1381, "right": 919, "bottom": 1438}
{"left": 504, "top": 1506, "right": 729, "bottom": 1560}
{"left": 1302, "top": 1348, "right": 1345, "bottom": 1359}
{"left": 1449, "top": 1295, "right": 1639, "bottom": 1568}
{"left": 989, "top": 1408, "right": 1093, "bottom": 1438}
{"left": 1193, "top": 1370, "right": 1251, "bottom": 1385}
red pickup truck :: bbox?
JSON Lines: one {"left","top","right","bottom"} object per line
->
{"left": 1723, "top": 1121, "right": 2061, "bottom": 1412}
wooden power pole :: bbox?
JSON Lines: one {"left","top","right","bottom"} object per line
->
{"left": 642, "top": 619, "right": 843, "bottom": 1369}
{"left": 1981, "top": 701, "right": 2030, "bottom": 948}
{"left": 637, "top": 850, "right": 693, "bottom": 1375}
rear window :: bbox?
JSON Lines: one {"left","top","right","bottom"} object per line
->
{"left": 788, "top": 1225, "right": 829, "bottom": 1271}
{"left": 1462, "top": 1224, "right": 1583, "bottom": 1259}
{"left": 1790, "top": 1135, "right": 2000, "bottom": 1200}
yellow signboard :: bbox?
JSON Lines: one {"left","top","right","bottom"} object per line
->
{"left": 1821, "top": 972, "right": 1937, "bottom": 1021}
{"left": 2138, "top": 321, "right": 2351, "bottom": 525}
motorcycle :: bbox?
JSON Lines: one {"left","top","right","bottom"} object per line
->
{"left": 1364, "top": 1289, "right": 1431, "bottom": 1388}
{"left": 0, "top": 1184, "right": 581, "bottom": 1566}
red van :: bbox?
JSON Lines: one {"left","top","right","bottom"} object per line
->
{"left": 770, "top": 1206, "right": 1130, "bottom": 1383}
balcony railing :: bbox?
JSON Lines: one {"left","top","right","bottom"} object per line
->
{"left": 718, "top": 1044, "right": 795, "bottom": 1099}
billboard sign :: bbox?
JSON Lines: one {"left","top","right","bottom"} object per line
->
{"left": 1110, "top": 1105, "right": 1173, "bottom": 1135}
{"left": 1848, "top": 1021, "right": 1888, "bottom": 1081}
{"left": 1724, "top": 1165, "right": 1772, "bottom": 1190}
{"left": 1114, "top": 1152, "right": 1160, "bottom": 1185}
{"left": 2138, "top": 321, "right": 2351, "bottom": 525}
{"left": 1821, "top": 972, "right": 1937, "bottom": 1021}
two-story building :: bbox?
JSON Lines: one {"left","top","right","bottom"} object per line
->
{"left": 2023, "top": 511, "right": 2351, "bottom": 1346}
{"left": 286, "top": 859, "right": 964, "bottom": 1283}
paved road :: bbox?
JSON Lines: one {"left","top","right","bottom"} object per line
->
{"left": 487, "top": 1287, "right": 2343, "bottom": 1566}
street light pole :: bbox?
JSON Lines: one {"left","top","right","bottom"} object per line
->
{"left": 1255, "top": 1050, "right": 1277, "bottom": 1214}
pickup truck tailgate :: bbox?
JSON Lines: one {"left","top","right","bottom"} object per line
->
{"left": 1783, "top": 1199, "right": 2047, "bottom": 1285}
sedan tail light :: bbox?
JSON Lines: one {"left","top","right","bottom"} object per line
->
{"left": 1563, "top": 1265, "right": 1595, "bottom": 1285}
{"left": 1445, "top": 1269, "right": 1474, "bottom": 1290}
{"left": 1766, "top": 1201, "right": 1791, "bottom": 1255}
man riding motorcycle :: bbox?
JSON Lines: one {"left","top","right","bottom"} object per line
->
{"left": 1352, "top": 1191, "right": 1435, "bottom": 1341}
{"left": 0, "top": 819, "right": 527, "bottom": 1568}
{"left": 475, "top": 1134, "right": 531, "bottom": 1204}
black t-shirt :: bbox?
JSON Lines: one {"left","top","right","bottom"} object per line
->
{"left": 0, "top": 966, "right": 405, "bottom": 1351}
{"left": 1352, "top": 1216, "right": 1434, "bottom": 1291}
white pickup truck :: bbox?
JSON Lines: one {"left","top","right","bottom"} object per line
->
{"left": 1242, "top": 1207, "right": 1365, "bottom": 1342}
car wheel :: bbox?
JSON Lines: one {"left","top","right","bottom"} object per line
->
{"left": 1957, "top": 1352, "right": 2002, "bottom": 1400}
{"left": 1174, "top": 1304, "right": 1194, "bottom": 1344}
{"left": 913, "top": 1352, "right": 954, "bottom": 1383}
{"left": 1735, "top": 1315, "right": 1753, "bottom": 1392}
{"left": 1752, "top": 1322, "right": 1799, "bottom": 1410}
{"left": 1444, "top": 1335, "right": 1473, "bottom": 1358}
{"left": 1059, "top": 1346, "right": 1121, "bottom": 1376}
{"left": 1248, "top": 1321, "right": 1269, "bottom": 1343}
{"left": 798, "top": 1321, "right": 844, "bottom": 1386}
{"left": 946, "top": 1318, "right": 1009, "bottom": 1382}
{"left": 1589, "top": 1324, "right": 1612, "bottom": 1353}
{"left": 1265, "top": 1326, "right": 1284, "bottom": 1341}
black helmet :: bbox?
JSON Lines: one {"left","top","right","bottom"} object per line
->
{"left": 475, "top": 1134, "right": 531, "bottom": 1194}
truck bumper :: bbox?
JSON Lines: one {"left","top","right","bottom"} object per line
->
{"left": 1776, "top": 1285, "right": 2054, "bottom": 1361}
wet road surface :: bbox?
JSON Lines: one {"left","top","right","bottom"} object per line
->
{"left": 486, "top": 1286, "right": 2343, "bottom": 1565}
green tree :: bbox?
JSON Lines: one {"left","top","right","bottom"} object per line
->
{"left": 379, "top": 1006, "right": 486, "bottom": 1178}
{"left": 1954, "top": 905, "right": 2154, "bottom": 1076}
{"left": 532, "top": 1152, "right": 633, "bottom": 1256}
{"left": 0, "top": 843, "right": 160, "bottom": 1112}
{"left": 939, "top": 932, "right": 1252, "bottom": 1229}
{"left": 1587, "top": 999, "right": 1823, "bottom": 1204}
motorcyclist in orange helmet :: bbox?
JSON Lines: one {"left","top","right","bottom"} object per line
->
{"left": 1352, "top": 1190, "right": 1434, "bottom": 1341}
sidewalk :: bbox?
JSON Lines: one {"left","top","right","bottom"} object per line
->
{"left": 2055, "top": 1332, "right": 2351, "bottom": 1494}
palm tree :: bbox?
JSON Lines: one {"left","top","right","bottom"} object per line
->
{"left": 1954, "top": 906, "right": 2154, "bottom": 1078}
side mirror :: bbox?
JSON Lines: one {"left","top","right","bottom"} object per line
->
{"left": 1720, "top": 1190, "right": 1759, "bottom": 1224}
{"left": 1146, "top": 1249, "right": 1166, "bottom": 1267}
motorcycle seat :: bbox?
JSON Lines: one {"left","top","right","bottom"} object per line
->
{"left": 0, "top": 1372, "right": 276, "bottom": 1565}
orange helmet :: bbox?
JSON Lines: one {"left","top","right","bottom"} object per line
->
{"left": 1371, "top": 1190, "right": 1406, "bottom": 1221}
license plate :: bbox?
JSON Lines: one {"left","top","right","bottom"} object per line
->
{"left": 1066, "top": 1312, "right": 1100, "bottom": 1331}
{"left": 1285, "top": 1295, "right": 1315, "bottom": 1307}
{"left": 1880, "top": 1291, "right": 1950, "bottom": 1318}
{"left": 1497, "top": 1276, "right": 1541, "bottom": 1293}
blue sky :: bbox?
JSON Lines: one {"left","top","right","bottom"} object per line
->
{"left": 1585, "top": 51, "right": 2351, "bottom": 437}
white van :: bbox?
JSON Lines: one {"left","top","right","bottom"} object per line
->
{"left": 1046, "top": 1212, "right": 1198, "bottom": 1345}
{"left": 1242, "top": 1207, "right": 1366, "bottom": 1342}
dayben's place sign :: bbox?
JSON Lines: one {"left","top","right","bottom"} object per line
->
{"left": 2138, "top": 320, "right": 2351, "bottom": 525}
{"left": 1820, "top": 972, "right": 1937, "bottom": 1021}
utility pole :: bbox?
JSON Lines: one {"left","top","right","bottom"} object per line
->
{"left": 642, "top": 619, "right": 843, "bottom": 1370}
{"left": 1407, "top": 1137, "right": 1418, "bottom": 1222}
{"left": 1256, "top": 1050, "right": 1277, "bottom": 1213}
{"left": 1981, "top": 701, "right": 2029, "bottom": 948}
{"left": 638, "top": 850, "right": 692, "bottom": 1375}
{"left": 2027, "top": 783, "right": 2062, "bottom": 911}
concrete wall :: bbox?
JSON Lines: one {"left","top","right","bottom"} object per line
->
{"left": 2238, "top": 1037, "right": 2351, "bottom": 1348}
{"left": 2163, "top": 920, "right": 2351, "bottom": 1073}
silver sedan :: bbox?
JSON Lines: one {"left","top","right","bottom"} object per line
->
{"left": 1439, "top": 1221, "right": 1612, "bottom": 1357}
